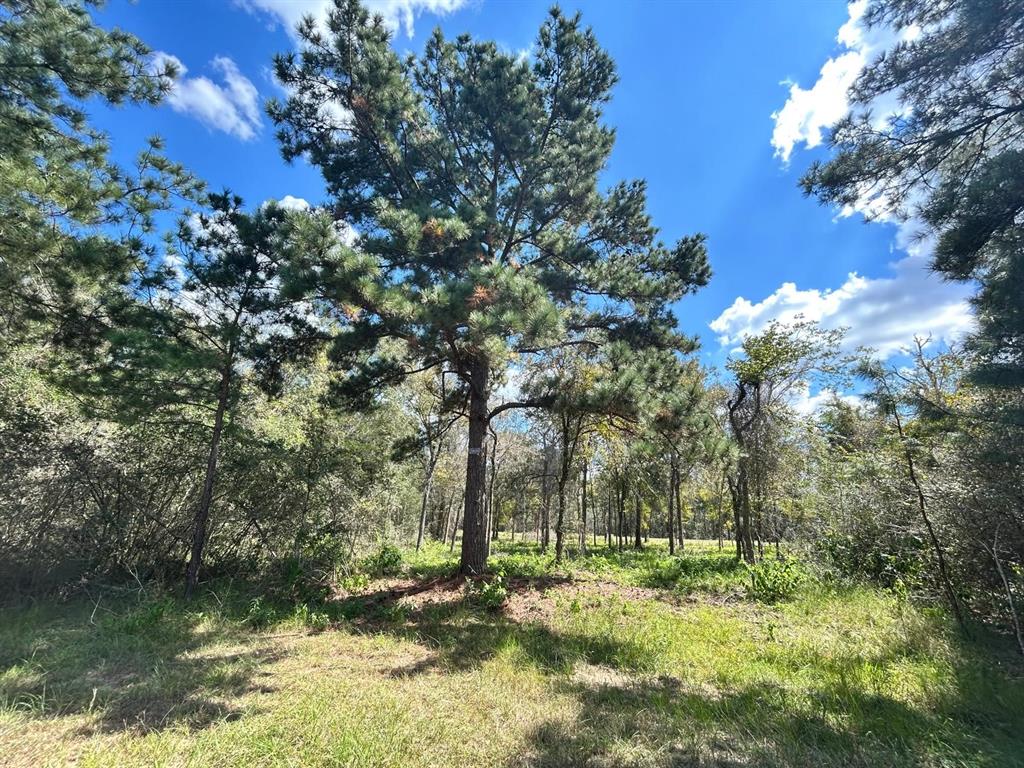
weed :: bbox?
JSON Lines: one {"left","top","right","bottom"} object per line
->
{"left": 746, "top": 555, "right": 809, "bottom": 602}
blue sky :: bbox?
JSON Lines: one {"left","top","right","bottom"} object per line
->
{"left": 90, "top": 0, "right": 973, "bottom": 406}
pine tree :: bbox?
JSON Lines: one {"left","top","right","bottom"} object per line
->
{"left": 269, "top": 0, "right": 710, "bottom": 574}
{"left": 800, "top": 0, "right": 1024, "bottom": 390}
{"left": 74, "top": 194, "right": 325, "bottom": 596}
{"left": 0, "top": 0, "right": 197, "bottom": 354}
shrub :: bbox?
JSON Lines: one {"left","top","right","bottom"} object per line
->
{"left": 817, "top": 531, "right": 927, "bottom": 590}
{"left": 339, "top": 571, "right": 369, "bottom": 594}
{"left": 244, "top": 596, "right": 277, "bottom": 629}
{"left": 267, "top": 555, "right": 332, "bottom": 604}
{"left": 466, "top": 572, "right": 509, "bottom": 610}
{"left": 746, "top": 555, "right": 808, "bottom": 602}
{"left": 292, "top": 603, "right": 330, "bottom": 631}
{"left": 362, "top": 542, "right": 403, "bottom": 577}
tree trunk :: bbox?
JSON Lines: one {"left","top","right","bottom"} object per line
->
{"left": 459, "top": 361, "right": 490, "bottom": 575}
{"left": 184, "top": 361, "right": 232, "bottom": 599}
{"left": 555, "top": 476, "right": 567, "bottom": 562}
{"left": 580, "top": 460, "right": 588, "bottom": 554}
{"left": 605, "top": 488, "right": 612, "bottom": 547}
{"left": 675, "top": 470, "right": 685, "bottom": 553}
{"left": 416, "top": 461, "right": 435, "bottom": 552}
{"left": 990, "top": 526, "right": 1024, "bottom": 655}
{"left": 486, "top": 428, "right": 499, "bottom": 550}
{"left": 540, "top": 441, "right": 552, "bottom": 552}
{"left": 634, "top": 493, "right": 642, "bottom": 550}
{"left": 667, "top": 458, "right": 676, "bottom": 556}
{"left": 450, "top": 490, "right": 463, "bottom": 553}
{"left": 889, "top": 401, "right": 967, "bottom": 635}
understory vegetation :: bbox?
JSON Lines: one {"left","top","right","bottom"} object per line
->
{"left": 3, "top": 540, "right": 1023, "bottom": 768}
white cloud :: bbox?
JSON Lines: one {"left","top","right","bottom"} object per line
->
{"left": 789, "top": 383, "right": 861, "bottom": 416}
{"left": 235, "top": 0, "right": 467, "bottom": 40}
{"left": 153, "top": 52, "right": 262, "bottom": 141}
{"left": 274, "top": 195, "right": 311, "bottom": 212}
{"left": 709, "top": 251, "right": 975, "bottom": 358}
{"left": 770, "top": 0, "right": 919, "bottom": 163}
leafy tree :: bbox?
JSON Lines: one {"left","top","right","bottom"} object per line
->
{"left": 726, "top": 320, "right": 848, "bottom": 561}
{"left": 647, "top": 362, "right": 724, "bottom": 554}
{"left": 394, "top": 371, "right": 461, "bottom": 551}
{"left": 0, "top": 0, "right": 197, "bottom": 353}
{"left": 858, "top": 354, "right": 969, "bottom": 633}
{"left": 269, "top": 0, "right": 710, "bottom": 573}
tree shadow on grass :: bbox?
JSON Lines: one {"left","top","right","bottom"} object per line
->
{"left": 0, "top": 596, "right": 280, "bottom": 734}
{"left": 335, "top": 575, "right": 655, "bottom": 679}
{"left": 507, "top": 634, "right": 1024, "bottom": 768}
{"left": 334, "top": 572, "right": 1024, "bottom": 768}
{"left": 510, "top": 676, "right": 946, "bottom": 768}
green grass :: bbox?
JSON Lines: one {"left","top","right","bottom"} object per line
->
{"left": 2, "top": 540, "right": 1022, "bottom": 767}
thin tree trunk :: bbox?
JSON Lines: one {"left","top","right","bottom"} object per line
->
{"left": 184, "top": 360, "right": 232, "bottom": 599}
{"left": 990, "top": 526, "right": 1024, "bottom": 655}
{"left": 487, "top": 428, "right": 499, "bottom": 547}
{"left": 667, "top": 458, "right": 675, "bottom": 556}
{"left": 617, "top": 480, "right": 625, "bottom": 552}
{"left": 416, "top": 461, "right": 435, "bottom": 552}
{"left": 605, "top": 488, "right": 612, "bottom": 547}
{"left": 449, "top": 504, "right": 461, "bottom": 553}
{"left": 540, "top": 440, "right": 552, "bottom": 552}
{"left": 634, "top": 493, "right": 642, "bottom": 550}
{"left": 891, "top": 403, "right": 968, "bottom": 635}
{"left": 580, "top": 460, "right": 588, "bottom": 554}
{"left": 675, "top": 471, "right": 685, "bottom": 553}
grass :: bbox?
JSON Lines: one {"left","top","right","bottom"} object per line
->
{"left": 2, "top": 539, "right": 1022, "bottom": 767}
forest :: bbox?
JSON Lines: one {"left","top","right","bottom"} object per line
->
{"left": 2, "top": 0, "right": 1023, "bottom": 765}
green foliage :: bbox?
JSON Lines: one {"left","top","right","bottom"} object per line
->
{"left": 640, "top": 553, "right": 744, "bottom": 590}
{"left": 818, "top": 531, "right": 927, "bottom": 591}
{"left": 465, "top": 572, "right": 510, "bottom": 610}
{"left": 267, "top": 557, "right": 333, "bottom": 604}
{"left": 362, "top": 542, "right": 404, "bottom": 577}
{"left": 339, "top": 572, "right": 370, "bottom": 594}
{"left": 109, "top": 596, "right": 175, "bottom": 636}
{"left": 269, "top": 0, "right": 711, "bottom": 574}
{"left": 290, "top": 603, "right": 331, "bottom": 632}
{"left": 243, "top": 597, "right": 276, "bottom": 630}
{"left": 0, "top": 0, "right": 200, "bottom": 352}
{"left": 491, "top": 552, "right": 551, "bottom": 580}
{"left": 802, "top": 0, "right": 1024, "bottom": 390}
{"left": 746, "top": 555, "right": 809, "bottom": 603}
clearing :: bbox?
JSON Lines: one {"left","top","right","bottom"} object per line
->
{"left": 2, "top": 540, "right": 1022, "bottom": 767}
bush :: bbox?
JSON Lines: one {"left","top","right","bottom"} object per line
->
{"left": 291, "top": 603, "right": 330, "bottom": 631}
{"left": 362, "top": 542, "right": 403, "bottom": 577}
{"left": 244, "top": 596, "right": 278, "bottom": 629}
{"left": 267, "top": 556, "right": 332, "bottom": 603}
{"left": 817, "top": 531, "right": 926, "bottom": 590}
{"left": 746, "top": 555, "right": 808, "bottom": 602}
{"left": 339, "top": 571, "right": 369, "bottom": 594}
{"left": 466, "top": 572, "right": 509, "bottom": 610}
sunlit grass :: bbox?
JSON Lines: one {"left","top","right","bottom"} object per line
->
{"left": 2, "top": 540, "right": 1022, "bottom": 767}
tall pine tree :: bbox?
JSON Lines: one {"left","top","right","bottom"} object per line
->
{"left": 801, "top": 0, "right": 1024, "bottom": 390}
{"left": 269, "top": 0, "right": 710, "bottom": 574}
